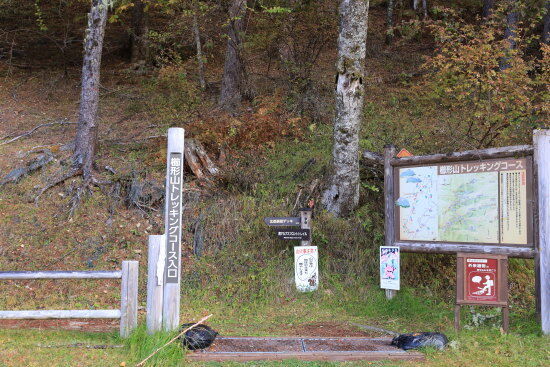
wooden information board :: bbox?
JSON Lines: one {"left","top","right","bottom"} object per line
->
{"left": 394, "top": 157, "right": 533, "bottom": 247}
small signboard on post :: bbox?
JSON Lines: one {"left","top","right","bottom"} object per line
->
{"left": 294, "top": 246, "right": 318, "bottom": 292}
{"left": 455, "top": 253, "right": 509, "bottom": 331}
{"left": 380, "top": 246, "right": 400, "bottom": 291}
{"left": 276, "top": 229, "right": 310, "bottom": 241}
{"left": 264, "top": 217, "right": 301, "bottom": 226}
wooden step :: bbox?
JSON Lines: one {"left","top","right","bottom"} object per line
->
{"left": 187, "top": 336, "right": 425, "bottom": 362}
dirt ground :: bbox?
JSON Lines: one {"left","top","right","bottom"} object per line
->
{"left": 276, "top": 322, "right": 388, "bottom": 337}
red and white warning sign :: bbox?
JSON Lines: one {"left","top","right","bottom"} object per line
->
{"left": 294, "top": 246, "right": 318, "bottom": 292}
{"left": 465, "top": 257, "right": 498, "bottom": 303}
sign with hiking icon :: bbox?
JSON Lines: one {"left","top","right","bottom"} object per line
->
{"left": 456, "top": 253, "right": 508, "bottom": 307}
{"left": 465, "top": 257, "right": 498, "bottom": 303}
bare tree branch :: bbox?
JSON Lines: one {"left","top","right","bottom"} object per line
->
{"left": 0, "top": 121, "right": 76, "bottom": 146}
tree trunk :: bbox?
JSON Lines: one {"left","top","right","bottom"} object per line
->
{"left": 73, "top": 0, "right": 109, "bottom": 181}
{"left": 500, "top": 0, "right": 518, "bottom": 70}
{"left": 130, "top": 0, "right": 149, "bottom": 64}
{"left": 322, "top": 0, "right": 369, "bottom": 217}
{"left": 543, "top": 1, "right": 550, "bottom": 45}
{"left": 192, "top": 7, "right": 206, "bottom": 90}
{"left": 218, "top": 0, "right": 248, "bottom": 112}
{"left": 422, "top": 0, "right": 427, "bottom": 18}
{"left": 386, "top": 0, "right": 394, "bottom": 44}
{"left": 482, "top": 0, "right": 494, "bottom": 19}
{"left": 412, "top": 0, "right": 427, "bottom": 18}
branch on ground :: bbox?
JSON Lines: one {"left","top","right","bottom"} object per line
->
{"left": 0, "top": 120, "right": 76, "bottom": 146}
{"left": 0, "top": 152, "right": 54, "bottom": 187}
{"left": 33, "top": 167, "right": 82, "bottom": 204}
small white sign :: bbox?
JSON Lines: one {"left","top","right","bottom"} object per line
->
{"left": 294, "top": 246, "right": 318, "bottom": 292}
{"left": 380, "top": 246, "right": 400, "bottom": 290}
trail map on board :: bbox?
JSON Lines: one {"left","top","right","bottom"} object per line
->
{"left": 397, "top": 158, "right": 528, "bottom": 245}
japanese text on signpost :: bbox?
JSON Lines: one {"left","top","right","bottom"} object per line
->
{"left": 166, "top": 153, "right": 183, "bottom": 283}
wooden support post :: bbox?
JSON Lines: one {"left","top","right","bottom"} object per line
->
{"left": 384, "top": 145, "right": 397, "bottom": 300}
{"left": 146, "top": 235, "right": 164, "bottom": 334}
{"left": 534, "top": 129, "right": 550, "bottom": 335}
{"left": 163, "top": 127, "right": 185, "bottom": 331}
{"left": 454, "top": 305, "right": 461, "bottom": 331}
{"left": 300, "top": 209, "right": 312, "bottom": 247}
{"left": 502, "top": 306, "right": 509, "bottom": 333}
{"left": 120, "top": 260, "right": 139, "bottom": 338}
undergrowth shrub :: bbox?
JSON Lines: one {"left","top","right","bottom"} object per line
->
{"left": 424, "top": 4, "right": 548, "bottom": 148}
{"left": 128, "top": 66, "right": 203, "bottom": 126}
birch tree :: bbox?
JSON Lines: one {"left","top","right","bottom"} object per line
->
{"left": 322, "top": 0, "right": 369, "bottom": 217}
{"left": 219, "top": 0, "right": 248, "bottom": 112}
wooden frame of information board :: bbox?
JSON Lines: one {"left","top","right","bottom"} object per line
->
{"left": 381, "top": 129, "right": 550, "bottom": 335}
{"left": 389, "top": 146, "right": 535, "bottom": 258}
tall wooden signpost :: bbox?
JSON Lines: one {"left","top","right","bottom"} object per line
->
{"left": 146, "top": 128, "right": 185, "bottom": 333}
{"left": 382, "top": 129, "right": 549, "bottom": 335}
{"left": 163, "top": 128, "right": 185, "bottom": 331}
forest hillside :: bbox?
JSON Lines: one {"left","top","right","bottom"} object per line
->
{"left": 0, "top": 1, "right": 549, "bottom": 366}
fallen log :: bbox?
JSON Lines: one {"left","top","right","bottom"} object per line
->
{"left": 0, "top": 152, "right": 54, "bottom": 187}
{"left": 103, "top": 135, "right": 220, "bottom": 180}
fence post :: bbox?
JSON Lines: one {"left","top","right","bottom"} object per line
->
{"left": 163, "top": 127, "right": 185, "bottom": 331}
{"left": 384, "top": 145, "right": 398, "bottom": 300}
{"left": 534, "top": 129, "right": 550, "bottom": 335}
{"left": 120, "top": 260, "right": 139, "bottom": 338}
{"left": 146, "top": 235, "right": 165, "bottom": 334}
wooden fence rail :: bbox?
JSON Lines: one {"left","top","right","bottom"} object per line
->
{"left": 0, "top": 260, "right": 138, "bottom": 338}
{"left": 0, "top": 271, "right": 122, "bottom": 280}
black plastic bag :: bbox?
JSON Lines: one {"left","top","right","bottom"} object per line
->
{"left": 179, "top": 323, "right": 218, "bottom": 350}
{"left": 391, "top": 332, "right": 448, "bottom": 350}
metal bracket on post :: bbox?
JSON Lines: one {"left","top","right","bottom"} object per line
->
{"left": 162, "top": 127, "right": 185, "bottom": 331}
{"left": 384, "top": 145, "right": 398, "bottom": 300}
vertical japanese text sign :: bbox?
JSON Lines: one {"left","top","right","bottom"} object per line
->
{"left": 163, "top": 128, "right": 185, "bottom": 331}
{"left": 166, "top": 151, "right": 183, "bottom": 283}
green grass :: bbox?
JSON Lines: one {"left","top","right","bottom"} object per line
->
{"left": 0, "top": 329, "right": 125, "bottom": 367}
